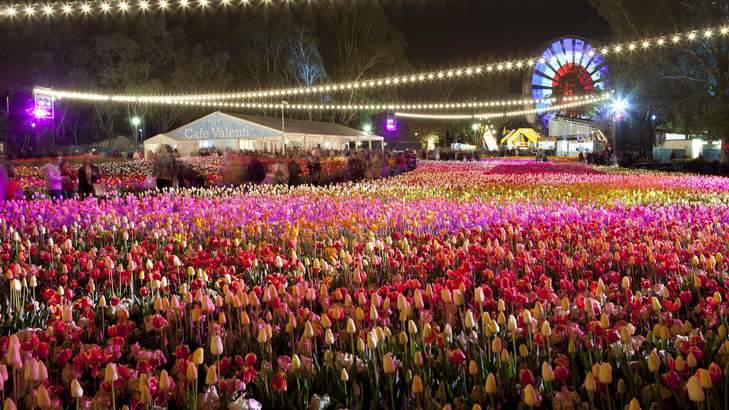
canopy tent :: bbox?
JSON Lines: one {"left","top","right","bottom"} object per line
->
{"left": 482, "top": 127, "right": 500, "bottom": 151}
{"left": 501, "top": 128, "right": 542, "bottom": 150}
{"left": 144, "top": 111, "right": 384, "bottom": 157}
{"left": 94, "top": 135, "right": 136, "bottom": 151}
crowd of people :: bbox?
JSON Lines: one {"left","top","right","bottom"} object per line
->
{"left": 222, "top": 147, "right": 417, "bottom": 187}
{"left": 28, "top": 146, "right": 417, "bottom": 199}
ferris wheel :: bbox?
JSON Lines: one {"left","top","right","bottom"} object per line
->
{"left": 529, "top": 37, "right": 608, "bottom": 125}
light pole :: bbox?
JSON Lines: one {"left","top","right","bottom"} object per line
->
{"left": 472, "top": 123, "right": 481, "bottom": 147}
{"left": 609, "top": 97, "right": 629, "bottom": 163}
{"left": 281, "top": 100, "right": 288, "bottom": 153}
{"left": 131, "top": 116, "right": 142, "bottom": 148}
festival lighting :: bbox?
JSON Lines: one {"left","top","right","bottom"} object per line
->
{"left": 29, "top": 22, "right": 729, "bottom": 103}
{"left": 33, "top": 86, "right": 608, "bottom": 111}
{"left": 609, "top": 97, "right": 630, "bottom": 116}
{"left": 395, "top": 93, "right": 611, "bottom": 121}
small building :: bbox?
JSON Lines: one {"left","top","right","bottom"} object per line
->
{"left": 144, "top": 111, "right": 384, "bottom": 157}
{"left": 654, "top": 133, "right": 723, "bottom": 162}
{"left": 547, "top": 116, "right": 608, "bottom": 156}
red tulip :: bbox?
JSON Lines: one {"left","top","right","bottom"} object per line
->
{"left": 448, "top": 349, "right": 466, "bottom": 366}
{"left": 661, "top": 370, "right": 682, "bottom": 390}
{"left": 271, "top": 372, "right": 287, "bottom": 392}
{"left": 245, "top": 353, "right": 257, "bottom": 367}
{"left": 708, "top": 363, "right": 723, "bottom": 386}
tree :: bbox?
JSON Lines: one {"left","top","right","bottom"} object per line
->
{"left": 314, "top": 2, "right": 410, "bottom": 124}
{"left": 588, "top": 0, "right": 729, "bottom": 161}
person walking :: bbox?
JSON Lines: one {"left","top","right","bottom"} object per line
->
{"left": 246, "top": 154, "right": 266, "bottom": 184}
{"left": 287, "top": 157, "right": 302, "bottom": 186}
{"left": 44, "top": 152, "right": 68, "bottom": 200}
{"left": 78, "top": 155, "right": 101, "bottom": 197}
{"left": 60, "top": 159, "right": 77, "bottom": 198}
{"left": 153, "top": 146, "right": 178, "bottom": 190}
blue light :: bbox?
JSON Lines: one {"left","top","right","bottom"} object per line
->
{"left": 610, "top": 98, "right": 629, "bottom": 115}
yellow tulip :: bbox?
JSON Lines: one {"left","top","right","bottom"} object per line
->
{"left": 412, "top": 375, "right": 424, "bottom": 394}
{"left": 159, "top": 370, "right": 171, "bottom": 391}
{"left": 584, "top": 373, "right": 597, "bottom": 392}
{"left": 598, "top": 363, "right": 613, "bottom": 384}
{"left": 205, "top": 364, "right": 218, "bottom": 385}
{"left": 468, "top": 360, "right": 478, "bottom": 376}
{"left": 485, "top": 373, "right": 497, "bottom": 394}
{"left": 523, "top": 384, "right": 538, "bottom": 407}
{"left": 186, "top": 362, "right": 198, "bottom": 381}
{"left": 346, "top": 318, "right": 357, "bottom": 334}
{"left": 541, "top": 362, "right": 555, "bottom": 382}
{"left": 647, "top": 349, "right": 661, "bottom": 373}
{"left": 687, "top": 352, "right": 697, "bottom": 369}
{"left": 192, "top": 348, "right": 204, "bottom": 365}
{"left": 382, "top": 353, "right": 396, "bottom": 374}
{"left": 686, "top": 375, "right": 705, "bottom": 402}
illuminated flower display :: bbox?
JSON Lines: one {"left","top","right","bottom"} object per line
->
{"left": 0, "top": 160, "right": 727, "bottom": 409}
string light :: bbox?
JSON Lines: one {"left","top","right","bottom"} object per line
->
{"left": 34, "top": 86, "right": 609, "bottom": 112}
{"left": 395, "top": 93, "right": 612, "bottom": 121}
{"left": 33, "top": 22, "right": 729, "bottom": 104}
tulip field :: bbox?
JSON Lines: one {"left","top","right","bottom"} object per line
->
{"left": 2, "top": 159, "right": 729, "bottom": 410}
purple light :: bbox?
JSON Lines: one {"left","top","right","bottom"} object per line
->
{"left": 33, "top": 108, "right": 49, "bottom": 119}
{"left": 30, "top": 122, "right": 36, "bottom": 128}
{"left": 386, "top": 117, "right": 397, "bottom": 131}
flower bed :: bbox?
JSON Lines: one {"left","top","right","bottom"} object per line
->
{"left": 11, "top": 155, "right": 350, "bottom": 194}
{"left": 0, "top": 161, "right": 726, "bottom": 409}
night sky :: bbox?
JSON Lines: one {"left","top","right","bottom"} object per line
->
{"left": 385, "top": 0, "right": 611, "bottom": 66}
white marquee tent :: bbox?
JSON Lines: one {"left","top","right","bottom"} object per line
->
{"left": 144, "top": 111, "right": 384, "bottom": 157}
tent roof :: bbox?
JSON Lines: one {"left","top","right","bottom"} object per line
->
{"left": 150, "top": 111, "right": 383, "bottom": 142}
{"left": 94, "top": 135, "right": 135, "bottom": 148}
{"left": 144, "top": 134, "right": 192, "bottom": 145}
{"left": 223, "top": 112, "right": 382, "bottom": 140}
